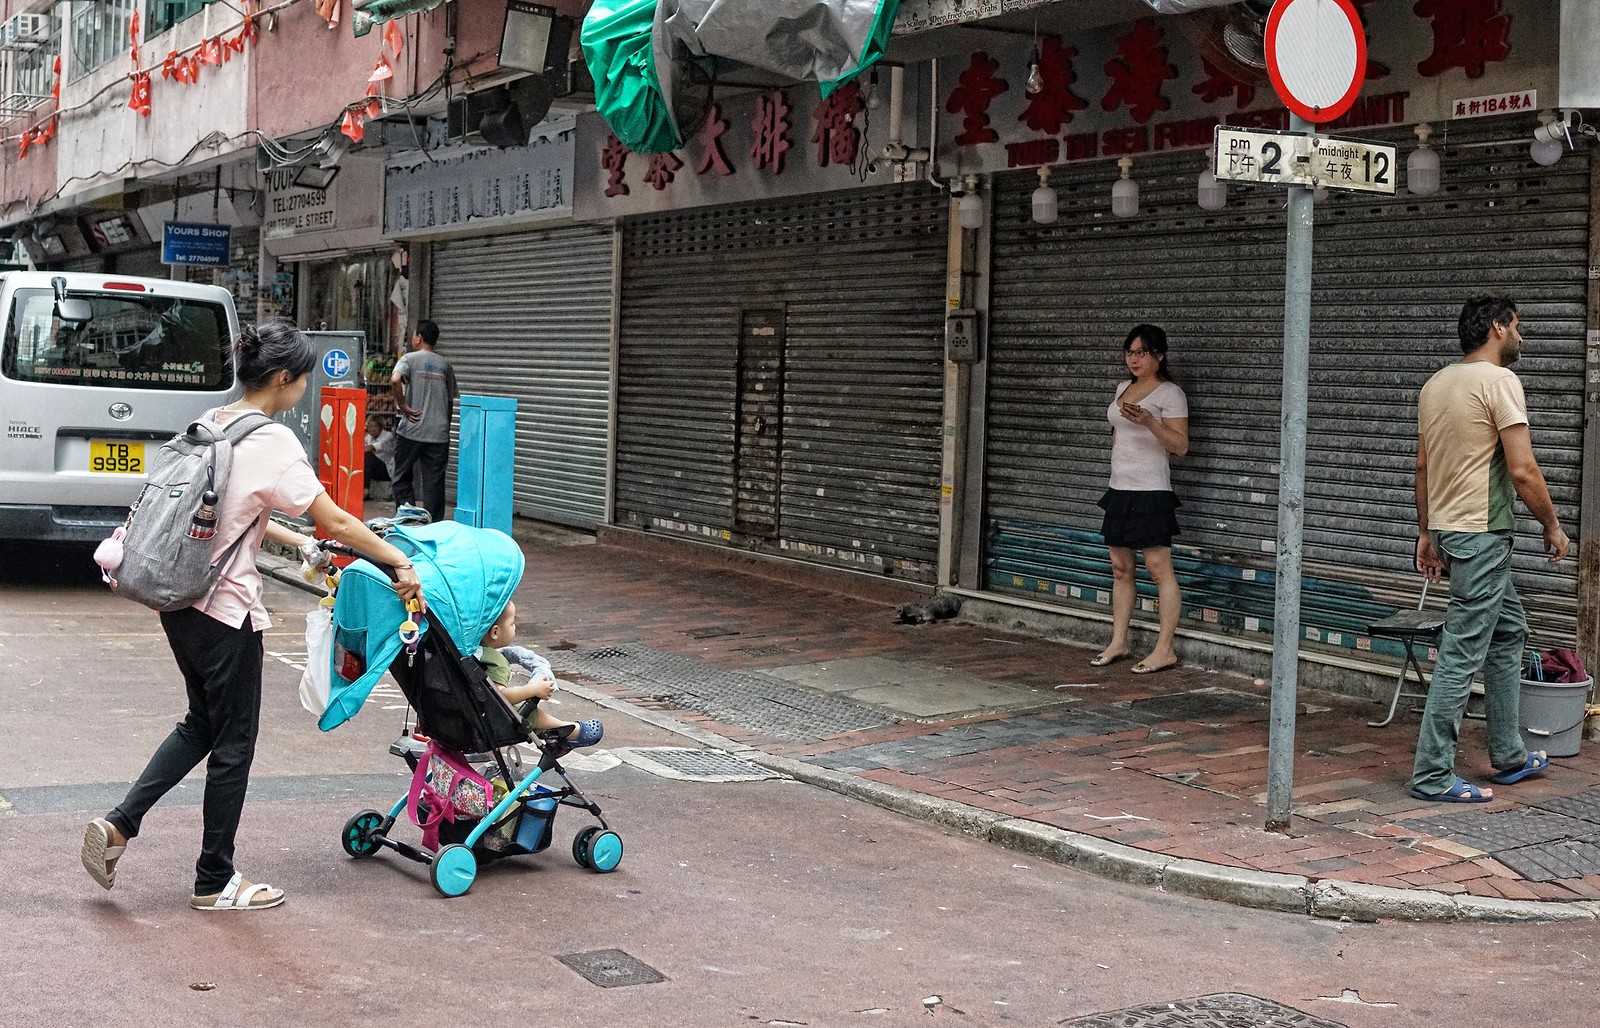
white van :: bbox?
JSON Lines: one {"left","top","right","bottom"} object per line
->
{"left": 0, "top": 272, "right": 239, "bottom": 543}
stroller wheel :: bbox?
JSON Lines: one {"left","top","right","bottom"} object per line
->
{"left": 341, "top": 809, "right": 386, "bottom": 858}
{"left": 576, "top": 828, "right": 623, "bottom": 874}
{"left": 431, "top": 844, "right": 477, "bottom": 897}
{"left": 572, "top": 826, "right": 599, "bottom": 869}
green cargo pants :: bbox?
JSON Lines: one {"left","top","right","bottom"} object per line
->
{"left": 1410, "top": 530, "right": 1529, "bottom": 795}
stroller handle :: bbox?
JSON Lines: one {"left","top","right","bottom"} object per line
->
{"left": 317, "top": 540, "right": 402, "bottom": 582}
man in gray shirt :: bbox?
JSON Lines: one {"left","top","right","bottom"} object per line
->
{"left": 389, "top": 319, "right": 458, "bottom": 522}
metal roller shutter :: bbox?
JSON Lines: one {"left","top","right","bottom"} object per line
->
{"left": 429, "top": 224, "right": 614, "bottom": 528}
{"left": 617, "top": 184, "right": 948, "bottom": 581}
{"left": 984, "top": 119, "right": 1586, "bottom": 653}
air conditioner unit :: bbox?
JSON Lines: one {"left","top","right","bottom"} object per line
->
{"left": 0, "top": 14, "right": 51, "bottom": 52}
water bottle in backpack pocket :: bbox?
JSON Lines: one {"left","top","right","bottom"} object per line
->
{"left": 94, "top": 411, "right": 275, "bottom": 611}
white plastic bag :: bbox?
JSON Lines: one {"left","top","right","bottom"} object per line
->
{"left": 299, "top": 604, "right": 335, "bottom": 716}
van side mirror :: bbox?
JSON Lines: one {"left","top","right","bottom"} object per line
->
{"left": 51, "top": 276, "right": 93, "bottom": 326}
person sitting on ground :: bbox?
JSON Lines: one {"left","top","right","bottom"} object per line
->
{"left": 479, "top": 600, "right": 602, "bottom": 748}
{"left": 363, "top": 416, "right": 396, "bottom": 498}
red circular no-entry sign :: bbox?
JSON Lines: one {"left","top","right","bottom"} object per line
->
{"left": 1265, "top": 0, "right": 1368, "bottom": 124}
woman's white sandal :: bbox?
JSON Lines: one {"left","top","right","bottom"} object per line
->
{"left": 190, "top": 871, "right": 285, "bottom": 911}
{"left": 81, "top": 818, "right": 124, "bottom": 891}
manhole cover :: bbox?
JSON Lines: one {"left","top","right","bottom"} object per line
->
{"left": 1494, "top": 838, "right": 1600, "bottom": 882}
{"left": 1532, "top": 788, "right": 1600, "bottom": 825}
{"left": 1126, "top": 688, "right": 1268, "bottom": 723}
{"left": 556, "top": 949, "right": 666, "bottom": 989}
{"left": 1400, "top": 808, "right": 1597, "bottom": 853}
{"left": 618, "top": 747, "right": 780, "bottom": 783}
{"left": 1061, "top": 993, "right": 1346, "bottom": 1028}
{"left": 581, "top": 647, "right": 631, "bottom": 660}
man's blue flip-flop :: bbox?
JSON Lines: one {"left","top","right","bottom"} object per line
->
{"left": 1489, "top": 751, "right": 1549, "bottom": 785}
{"left": 1409, "top": 778, "right": 1493, "bottom": 803}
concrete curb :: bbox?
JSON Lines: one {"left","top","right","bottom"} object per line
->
{"left": 259, "top": 556, "right": 1600, "bottom": 925}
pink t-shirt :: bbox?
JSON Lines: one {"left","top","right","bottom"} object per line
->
{"left": 194, "top": 408, "right": 325, "bottom": 631}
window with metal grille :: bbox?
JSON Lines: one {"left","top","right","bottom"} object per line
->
{"left": 145, "top": 0, "right": 206, "bottom": 38}
{"left": 70, "top": 0, "right": 135, "bottom": 82}
{"left": 0, "top": 14, "right": 59, "bottom": 119}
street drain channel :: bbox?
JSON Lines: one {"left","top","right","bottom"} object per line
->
{"left": 1061, "top": 993, "right": 1346, "bottom": 1028}
{"left": 617, "top": 747, "right": 782, "bottom": 783}
{"left": 555, "top": 949, "right": 667, "bottom": 989}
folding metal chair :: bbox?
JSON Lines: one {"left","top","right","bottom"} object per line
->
{"left": 1365, "top": 579, "right": 1447, "bottom": 727}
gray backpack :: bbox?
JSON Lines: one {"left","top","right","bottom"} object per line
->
{"left": 97, "top": 411, "right": 276, "bottom": 612}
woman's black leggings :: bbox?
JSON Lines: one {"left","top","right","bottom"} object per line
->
{"left": 107, "top": 607, "right": 263, "bottom": 895}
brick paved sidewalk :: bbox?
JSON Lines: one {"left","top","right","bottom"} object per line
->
{"left": 510, "top": 531, "right": 1600, "bottom": 904}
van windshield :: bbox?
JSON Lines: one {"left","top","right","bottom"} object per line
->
{"left": 1, "top": 288, "right": 231, "bottom": 391}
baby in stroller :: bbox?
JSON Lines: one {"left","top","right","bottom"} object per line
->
{"left": 316, "top": 521, "right": 623, "bottom": 897}
{"left": 480, "top": 601, "right": 603, "bottom": 749}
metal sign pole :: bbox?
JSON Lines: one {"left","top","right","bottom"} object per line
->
{"left": 1265, "top": 113, "right": 1316, "bottom": 832}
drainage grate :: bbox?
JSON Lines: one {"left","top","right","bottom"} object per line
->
{"left": 1400, "top": 808, "right": 1600, "bottom": 854}
{"left": 807, "top": 707, "right": 1144, "bottom": 774}
{"left": 618, "top": 747, "right": 780, "bottom": 783}
{"left": 556, "top": 949, "right": 667, "bottom": 989}
{"left": 1061, "top": 994, "right": 1346, "bottom": 1028}
{"left": 1532, "top": 788, "right": 1600, "bottom": 825}
{"left": 1494, "top": 838, "right": 1600, "bottom": 882}
{"left": 546, "top": 643, "right": 898, "bottom": 741}
{"left": 735, "top": 644, "right": 793, "bottom": 658}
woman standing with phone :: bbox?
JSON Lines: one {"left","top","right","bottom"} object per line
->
{"left": 1091, "top": 324, "right": 1190, "bottom": 675}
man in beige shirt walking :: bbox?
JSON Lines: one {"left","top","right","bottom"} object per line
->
{"left": 1411, "top": 296, "right": 1566, "bottom": 802}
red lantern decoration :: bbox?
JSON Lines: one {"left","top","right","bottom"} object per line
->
{"left": 128, "top": 72, "right": 153, "bottom": 117}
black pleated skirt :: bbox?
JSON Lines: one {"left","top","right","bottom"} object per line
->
{"left": 1098, "top": 489, "right": 1181, "bottom": 549}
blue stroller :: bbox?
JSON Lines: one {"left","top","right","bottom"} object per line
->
{"left": 315, "top": 521, "right": 622, "bottom": 896}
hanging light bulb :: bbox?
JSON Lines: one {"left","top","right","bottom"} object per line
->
{"left": 1197, "top": 146, "right": 1226, "bottom": 211}
{"left": 1407, "top": 122, "right": 1441, "bottom": 197}
{"left": 1531, "top": 137, "right": 1564, "bottom": 166}
{"left": 1032, "top": 165, "right": 1058, "bottom": 224}
{"left": 866, "top": 69, "right": 883, "bottom": 111}
{"left": 958, "top": 175, "right": 984, "bottom": 231}
{"left": 1026, "top": 49, "right": 1044, "bottom": 96}
{"left": 1531, "top": 112, "right": 1566, "bottom": 166}
{"left": 1111, "top": 157, "right": 1139, "bottom": 218}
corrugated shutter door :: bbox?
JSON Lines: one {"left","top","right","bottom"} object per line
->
{"left": 984, "top": 120, "right": 1586, "bottom": 653}
{"left": 429, "top": 224, "right": 614, "bottom": 528}
{"left": 617, "top": 184, "right": 948, "bottom": 581}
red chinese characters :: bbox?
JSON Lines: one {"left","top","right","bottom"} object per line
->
{"left": 693, "top": 102, "right": 734, "bottom": 176}
{"left": 1101, "top": 19, "right": 1176, "bottom": 124}
{"left": 1414, "top": 0, "right": 1511, "bottom": 79}
{"left": 945, "top": 52, "right": 1007, "bottom": 146}
{"left": 1350, "top": 0, "right": 1389, "bottom": 79}
{"left": 645, "top": 152, "right": 683, "bottom": 191}
{"left": 1192, "top": 58, "right": 1254, "bottom": 109}
{"left": 1019, "top": 36, "right": 1086, "bottom": 134}
{"left": 602, "top": 135, "right": 630, "bottom": 197}
{"left": 751, "top": 90, "right": 792, "bottom": 174}
{"left": 811, "top": 82, "right": 864, "bottom": 168}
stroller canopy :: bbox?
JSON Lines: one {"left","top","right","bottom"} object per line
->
{"left": 319, "top": 522, "right": 525, "bottom": 732}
